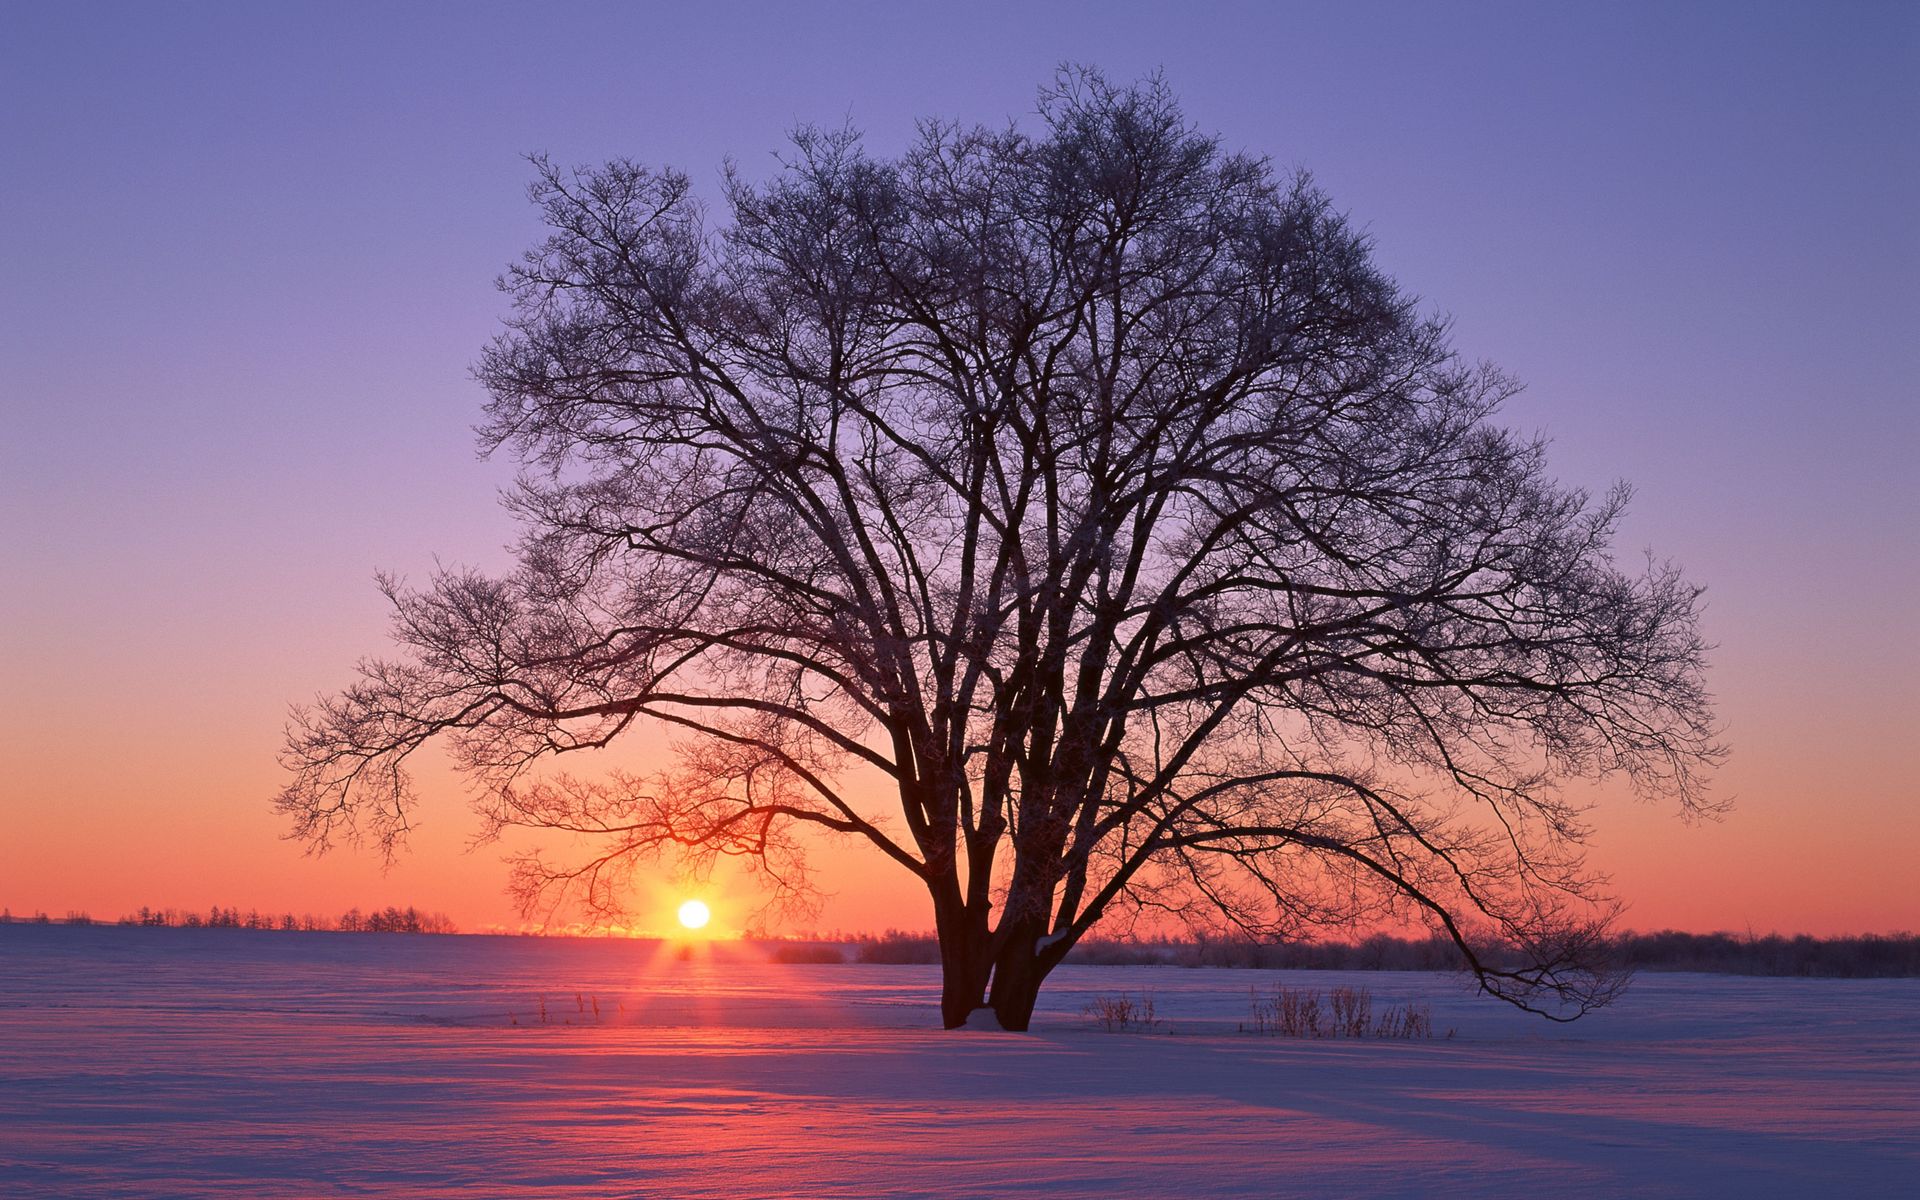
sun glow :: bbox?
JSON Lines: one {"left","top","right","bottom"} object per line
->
{"left": 676, "top": 899, "right": 711, "bottom": 931}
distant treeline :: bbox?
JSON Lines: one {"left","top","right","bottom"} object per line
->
{"left": 768, "top": 930, "right": 1489, "bottom": 969}
{"left": 0, "top": 905, "right": 457, "bottom": 934}
{"left": 1612, "top": 930, "right": 1920, "bottom": 978}
{"left": 8, "top": 910, "right": 1912, "bottom": 975}
{"left": 769, "top": 929, "right": 1920, "bottom": 978}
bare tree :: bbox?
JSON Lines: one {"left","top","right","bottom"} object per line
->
{"left": 279, "top": 70, "right": 1720, "bottom": 1030}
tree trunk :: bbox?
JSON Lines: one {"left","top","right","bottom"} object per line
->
{"left": 987, "top": 917, "right": 1047, "bottom": 1031}
{"left": 939, "top": 944, "right": 986, "bottom": 1029}
{"left": 934, "top": 900, "right": 988, "bottom": 1029}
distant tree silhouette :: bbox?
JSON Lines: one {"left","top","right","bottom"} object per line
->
{"left": 279, "top": 70, "right": 1719, "bottom": 1029}
{"left": 99, "top": 904, "right": 455, "bottom": 934}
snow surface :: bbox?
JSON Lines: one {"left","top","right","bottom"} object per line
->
{"left": 1, "top": 925, "right": 1914, "bottom": 1197}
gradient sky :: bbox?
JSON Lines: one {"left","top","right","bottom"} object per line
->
{"left": 3, "top": 1, "right": 1915, "bottom": 937}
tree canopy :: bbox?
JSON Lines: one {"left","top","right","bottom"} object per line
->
{"left": 279, "top": 70, "right": 1719, "bottom": 1029}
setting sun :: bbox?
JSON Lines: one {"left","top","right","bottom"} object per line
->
{"left": 676, "top": 900, "right": 711, "bottom": 931}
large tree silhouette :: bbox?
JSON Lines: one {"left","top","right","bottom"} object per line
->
{"left": 279, "top": 71, "right": 1719, "bottom": 1030}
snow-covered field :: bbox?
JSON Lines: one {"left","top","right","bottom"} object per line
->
{"left": 1, "top": 926, "right": 1913, "bottom": 1197}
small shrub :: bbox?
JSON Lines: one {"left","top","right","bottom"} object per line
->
{"left": 1248, "top": 984, "right": 1324, "bottom": 1036}
{"left": 1373, "top": 1002, "right": 1433, "bottom": 1039}
{"left": 1330, "top": 986, "right": 1372, "bottom": 1037}
{"left": 1247, "top": 984, "right": 1432, "bottom": 1040}
{"left": 1250, "top": 985, "right": 1323, "bottom": 1036}
{"left": 1084, "top": 991, "right": 1162, "bottom": 1032}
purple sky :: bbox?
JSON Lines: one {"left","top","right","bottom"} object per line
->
{"left": 3, "top": 2, "right": 1915, "bottom": 933}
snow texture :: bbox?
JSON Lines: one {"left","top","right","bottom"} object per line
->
{"left": 1, "top": 925, "right": 1914, "bottom": 1197}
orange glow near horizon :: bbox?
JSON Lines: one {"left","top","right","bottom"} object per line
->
{"left": 1, "top": 702, "right": 1916, "bottom": 940}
